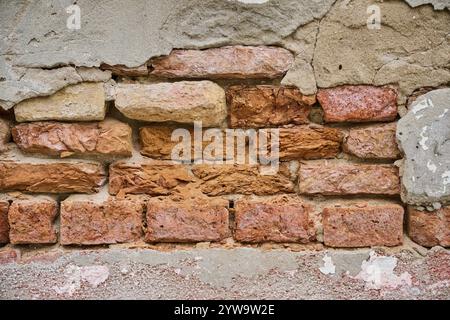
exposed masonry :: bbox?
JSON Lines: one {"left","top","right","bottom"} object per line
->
{"left": 1, "top": 0, "right": 449, "bottom": 109}
{"left": 0, "top": 43, "right": 449, "bottom": 252}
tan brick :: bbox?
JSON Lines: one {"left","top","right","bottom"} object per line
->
{"left": 114, "top": 81, "right": 227, "bottom": 127}
{"left": 8, "top": 200, "right": 57, "bottom": 244}
{"left": 298, "top": 161, "right": 400, "bottom": 195}
{"left": 227, "top": 85, "right": 314, "bottom": 128}
{"left": 278, "top": 125, "right": 343, "bottom": 160}
{"left": 343, "top": 122, "right": 401, "bottom": 159}
{"left": 0, "top": 201, "right": 9, "bottom": 244}
{"left": 0, "top": 160, "right": 105, "bottom": 194}
{"left": 151, "top": 46, "right": 294, "bottom": 79}
{"left": 192, "top": 164, "right": 294, "bottom": 196}
{"left": 323, "top": 203, "right": 404, "bottom": 247}
{"left": 234, "top": 195, "right": 315, "bottom": 243}
{"left": 0, "top": 118, "right": 10, "bottom": 152}
{"left": 408, "top": 206, "right": 450, "bottom": 248}
{"left": 14, "top": 83, "right": 106, "bottom": 122}
{"left": 317, "top": 85, "right": 397, "bottom": 122}
{"left": 60, "top": 196, "right": 144, "bottom": 245}
{"left": 109, "top": 161, "right": 193, "bottom": 196}
{"left": 145, "top": 197, "right": 229, "bottom": 243}
{"left": 12, "top": 118, "right": 132, "bottom": 158}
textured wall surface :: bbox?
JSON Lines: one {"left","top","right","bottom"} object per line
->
{"left": 0, "top": 0, "right": 449, "bottom": 300}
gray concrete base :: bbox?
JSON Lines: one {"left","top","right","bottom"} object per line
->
{"left": 0, "top": 244, "right": 449, "bottom": 300}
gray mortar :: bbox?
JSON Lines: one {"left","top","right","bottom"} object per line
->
{"left": 0, "top": 246, "right": 449, "bottom": 299}
{"left": 1, "top": 0, "right": 450, "bottom": 108}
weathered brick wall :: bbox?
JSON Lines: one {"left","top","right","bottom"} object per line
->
{"left": 0, "top": 45, "right": 448, "bottom": 251}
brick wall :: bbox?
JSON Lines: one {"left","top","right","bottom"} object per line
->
{"left": 0, "top": 46, "right": 447, "bottom": 250}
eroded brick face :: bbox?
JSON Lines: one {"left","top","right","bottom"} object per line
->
{"left": 0, "top": 201, "right": 9, "bottom": 244}
{"left": 60, "top": 198, "right": 144, "bottom": 245}
{"left": 298, "top": 161, "right": 400, "bottom": 195}
{"left": 227, "top": 85, "right": 315, "bottom": 128}
{"left": 109, "top": 162, "right": 193, "bottom": 196}
{"left": 12, "top": 118, "right": 132, "bottom": 158}
{"left": 343, "top": 123, "right": 401, "bottom": 160}
{"left": 323, "top": 204, "right": 404, "bottom": 247}
{"left": 192, "top": 164, "right": 294, "bottom": 196}
{"left": 0, "top": 162, "right": 105, "bottom": 193}
{"left": 8, "top": 200, "right": 57, "bottom": 244}
{"left": 151, "top": 46, "right": 294, "bottom": 79}
{"left": 408, "top": 206, "right": 450, "bottom": 248}
{"left": 317, "top": 85, "right": 397, "bottom": 122}
{"left": 234, "top": 195, "right": 316, "bottom": 243}
{"left": 145, "top": 197, "right": 229, "bottom": 242}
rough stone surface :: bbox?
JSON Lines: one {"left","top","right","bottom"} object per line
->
{"left": 0, "top": 247, "right": 449, "bottom": 299}
{"left": 314, "top": 0, "right": 450, "bottom": 105}
{"left": 0, "top": 118, "right": 10, "bottom": 152}
{"left": 405, "top": 0, "right": 450, "bottom": 10}
{"left": 145, "top": 197, "right": 229, "bottom": 242}
{"left": 151, "top": 46, "right": 294, "bottom": 79}
{"left": 0, "top": 150, "right": 106, "bottom": 193}
{"left": 0, "top": 201, "right": 9, "bottom": 244}
{"left": 8, "top": 200, "right": 57, "bottom": 244}
{"left": 317, "top": 86, "right": 398, "bottom": 123}
{"left": 323, "top": 204, "right": 404, "bottom": 248}
{"left": 14, "top": 83, "right": 106, "bottom": 122}
{"left": 278, "top": 125, "right": 343, "bottom": 160}
{"left": 114, "top": 81, "right": 227, "bottom": 126}
{"left": 234, "top": 195, "right": 315, "bottom": 243}
{"left": 343, "top": 123, "right": 401, "bottom": 160}
{"left": 227, "top": 85, "right": 315, "bottom": 128}
{"left": 109, "top": 161, "right": 193, "bottom": 196}
{"left": 100, "top": 64, "right": 148, "bottom": 77}
{"left": 192, "top": 164, "right": 294, "bottom": 196}
{"left": 397, "top": 89, "right": 450, "bottom": 206}
{"left": 12, "top": 119, "right": 132, "bottom": 158}
{"left": 61, "top": 197, "right": 144, "bottom": 245}
{"left": 408, "top": 206, "right": 450, "bottom": 248}
{"left": 298, "top": 161, "right": 400, "bottom": 195}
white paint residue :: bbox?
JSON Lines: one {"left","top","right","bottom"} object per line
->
{"left": 419, "top": 126, "right": 429, "bottom": 150}
{"left": 354, "top": 251, "right": 412, "bottom": 290}
{"left": 439, "top": 109, "right": 448, "bottom": 118}
{"left": 53, "top": 265, "right": 109, "bottom": 296}
{"left": 427, "top": 160, "right": 437, "bottom": 173}
{"left": 412, "top": 98, "right": 432, "bottom": 114}
{"left": 319, "top": 255, "right": 336, "bottom": 275}
{"left": 443, "top": 171, "right": 450, "bottom": 185}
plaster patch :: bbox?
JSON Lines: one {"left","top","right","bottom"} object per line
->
{"left": 354, "top": 251, "right": 412, "bottom": 290}
{"left": 319, "top": 255, "right": 336, "bottom": 275}
{"left": 53, "top": 265, "right": 110, "bottom": 296}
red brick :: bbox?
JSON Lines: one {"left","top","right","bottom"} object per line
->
{"left": 317, "top": 85, "right": 397, "bottom": 122}
{"left": 8, "top": 200, "right": 57, "bottom": 244}
{"left": 408, "top": 206, "right": 450, "bottom": 248}
{"left": 109, "top": 161, "right": 193, "bottom": 196}
{"left": 234, "top": 195, "right": 316, "bottom": 243}
{"left": 0, "top": 249, "right": 19, "bottom": 264}
{"left": 343, "top": 122, "right": 401, "bottom": 159}
{"left": 145, "top": 197, "right": 229, "bottom": 243}
{"left": 278, "top": 126, "right": 343, "bottom": 160}
{"left": 60, "top": 197, "right": 144, "bottom": 245}
{"left": 323, "top": 203, "right": 404, "bottom": 247}
{"left": 12, "top": 118, "right": 132, "bottom": 158}
{"left": 151, "top": 46, "right": 294, "bottom": 79}
{"left": 0, "top": 160, "right": 105, "bottom": 193}
{"left": 0, "top": 201, "right": 9, "bottom": 243}
{"left": 298, "top": 161, "right": 400, "bottom": 195}
{"left": 227, "top": 85, "right": 314, "bottom": 128}
{"left": 192, "top": 164, "right": 294, "bottom": 196}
